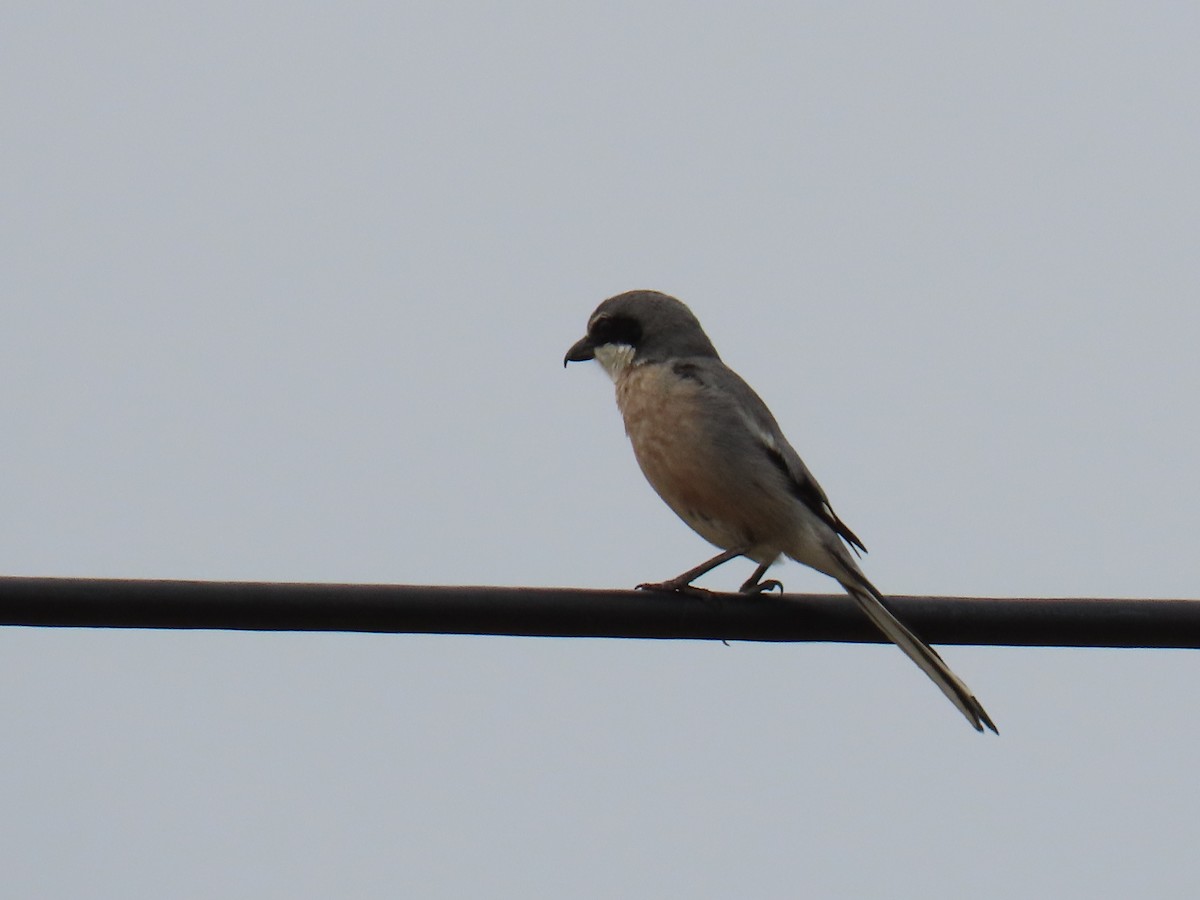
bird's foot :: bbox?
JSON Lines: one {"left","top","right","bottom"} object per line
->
{"left": 636, "top": 579, "right": 714, "bottom": 596}
{"left": 739, "top": 578, "right": 783, "bottom": 595}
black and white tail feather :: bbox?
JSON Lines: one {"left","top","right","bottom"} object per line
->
{"left": 835, "top": 563, "right": 997, "bottom": 733}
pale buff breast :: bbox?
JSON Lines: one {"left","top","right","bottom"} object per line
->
{"left": 614, "top": 363, "right": 791, "bottom": 558}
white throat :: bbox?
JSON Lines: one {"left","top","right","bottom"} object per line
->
{"left": 593, "top": 343, "right": 637, "bottom": 381}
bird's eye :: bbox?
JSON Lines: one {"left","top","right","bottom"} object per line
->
{"left": 589, "top": 313, "right": 641, "bottom": 347}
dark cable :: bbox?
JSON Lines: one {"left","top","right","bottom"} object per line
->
{"left": 1, "top": 576, "right": 1198, "bottom": 647}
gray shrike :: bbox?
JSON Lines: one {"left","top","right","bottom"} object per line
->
{"left": 565, "top": 289, "right": 996, "bottom": 733}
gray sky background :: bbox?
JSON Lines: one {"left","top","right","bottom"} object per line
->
{"left": 4, "top": 3, "right": 1200, "bottom": 897}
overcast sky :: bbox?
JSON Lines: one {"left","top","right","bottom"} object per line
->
{"left": 4, "top": 3, "right": 1200, "bottom": 897}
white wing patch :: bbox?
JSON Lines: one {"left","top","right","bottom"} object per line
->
{"left": 741, "top": 408, "right": 782, "bottom": 455}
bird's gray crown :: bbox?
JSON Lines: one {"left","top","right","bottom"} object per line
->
{"left": 585, "top": 290, "right": 720, "bottom": 363}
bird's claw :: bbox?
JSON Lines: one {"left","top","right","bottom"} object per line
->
{"left": 636, "top": 580, "right": 714, "bottom": 597}
{"left": 741, "top": 578, "right": 784, "bottom": 595}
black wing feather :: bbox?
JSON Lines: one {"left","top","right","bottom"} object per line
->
{"left": 761, "top": 443, "right": 868, "bottom": 555}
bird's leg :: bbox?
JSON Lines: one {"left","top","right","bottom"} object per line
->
{"left": 739, "top": 562, "right": 783, "bottom": 595}
{"left": 637, "top": 548, "right": 744, "bottom": 594}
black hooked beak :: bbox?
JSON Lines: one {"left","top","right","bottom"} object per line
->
{"left": 563, "top": 335, "right": 595, "bottom": 367}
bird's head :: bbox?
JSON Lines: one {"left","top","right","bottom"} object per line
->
{"left": 563, "top": 290, "right": 719, "bottom": 380}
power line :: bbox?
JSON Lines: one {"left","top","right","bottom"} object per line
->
{"left": 0, "top": 576, "right": 1197, "bottom": 647}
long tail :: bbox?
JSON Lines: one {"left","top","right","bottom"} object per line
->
{"left": 839, "top": 573, "right": 998, "bottom": 734}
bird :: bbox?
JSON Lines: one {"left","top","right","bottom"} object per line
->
{"left": 564, "top": 289, "right": 997, "bottom": 733}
